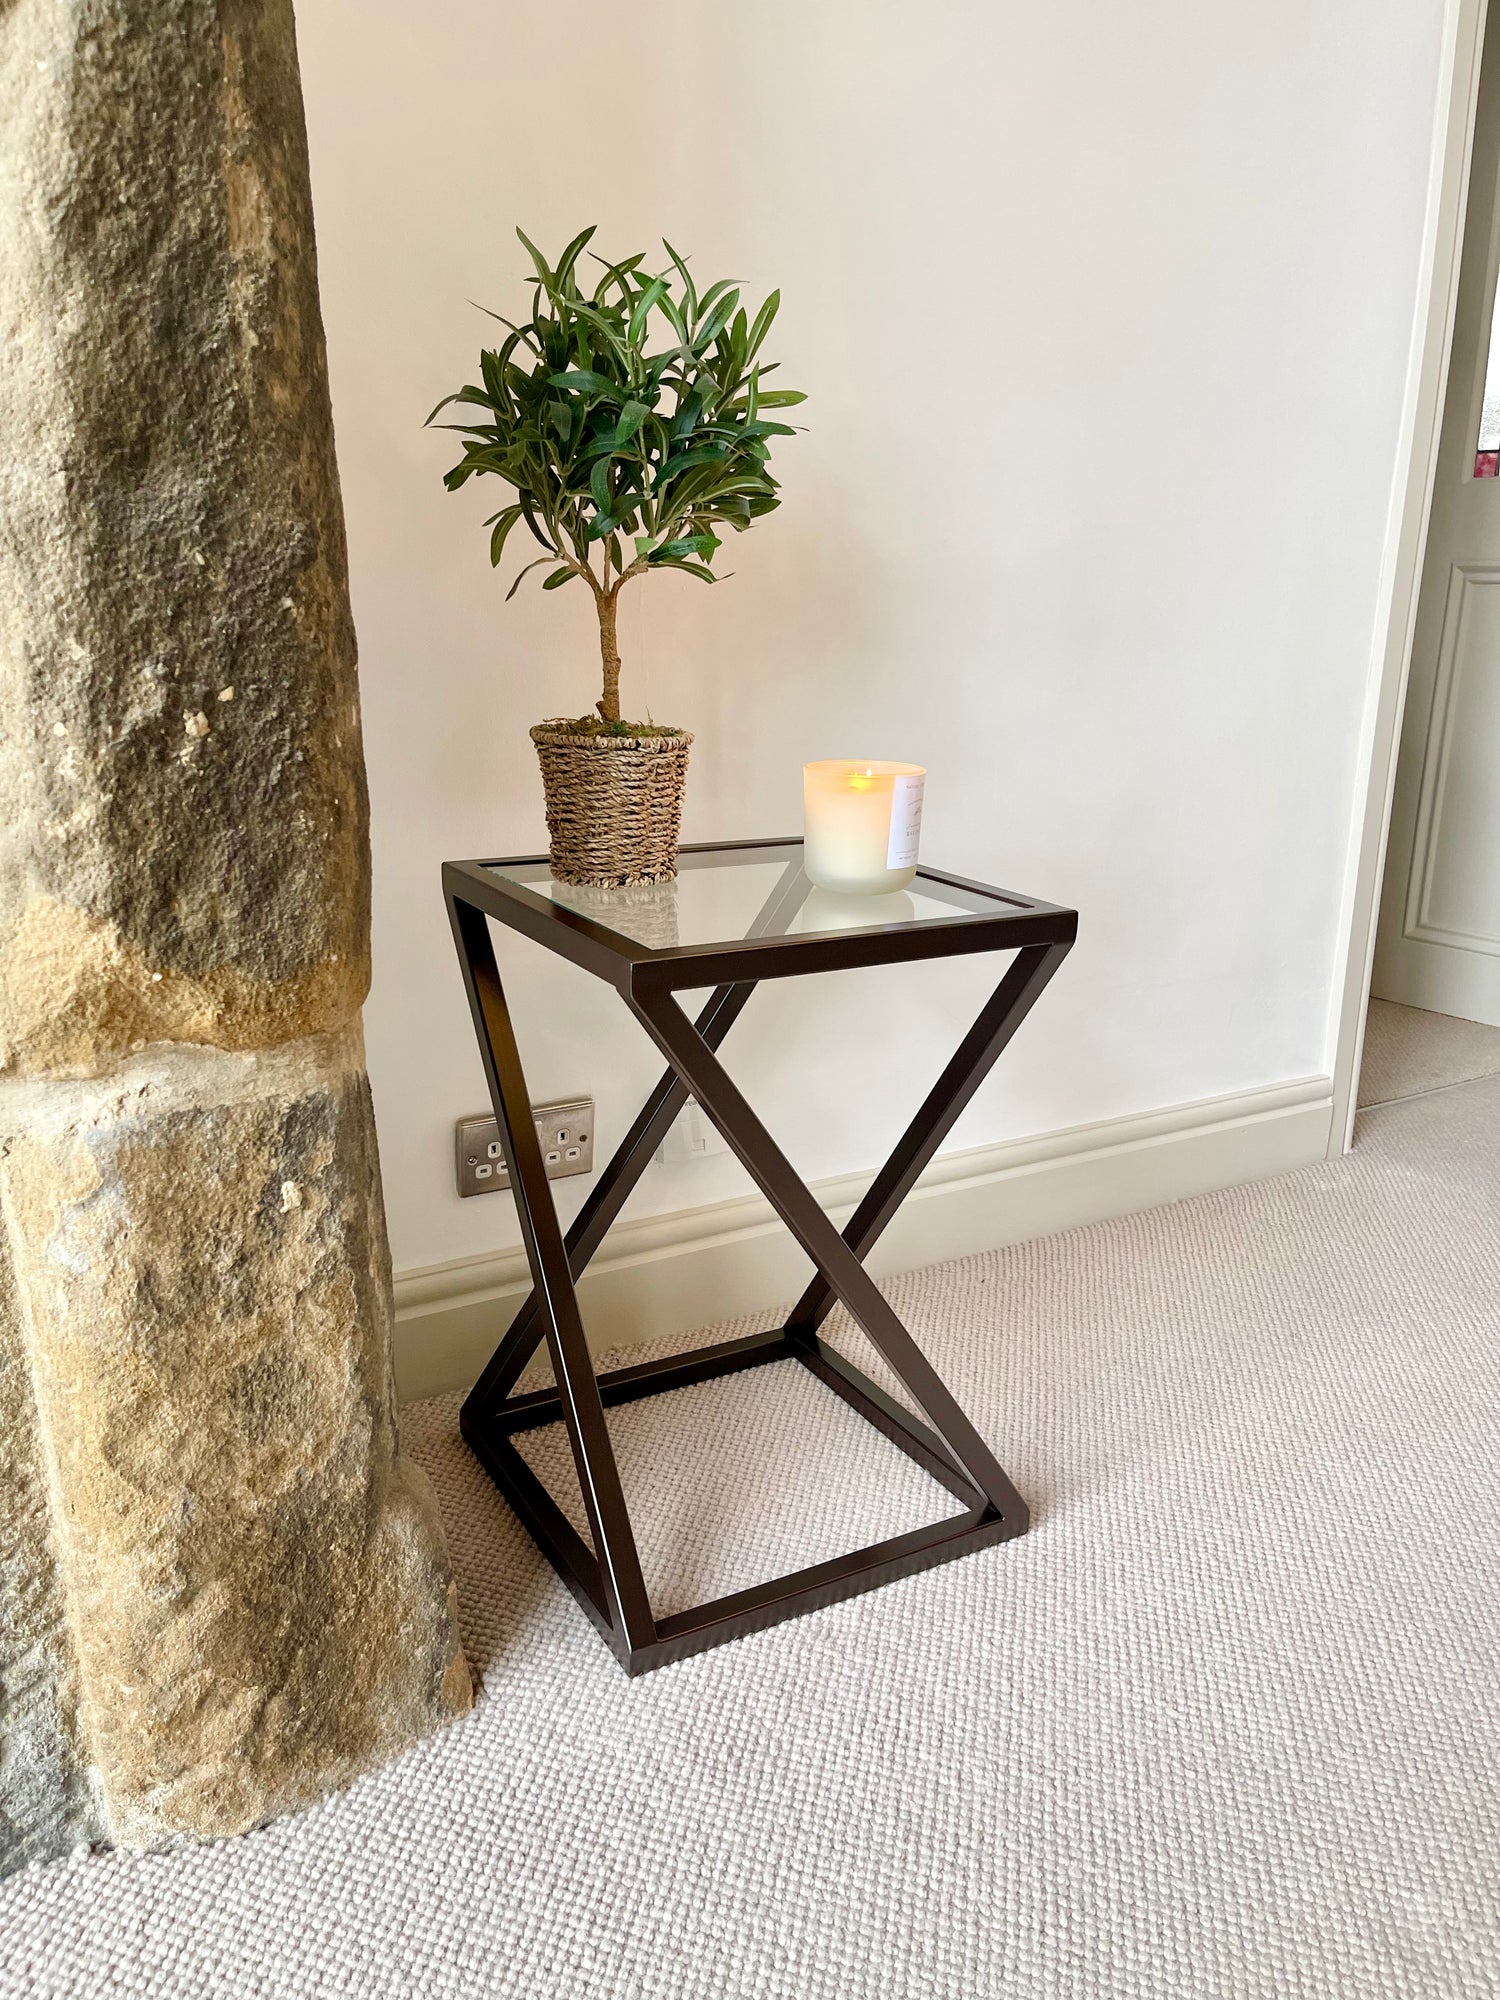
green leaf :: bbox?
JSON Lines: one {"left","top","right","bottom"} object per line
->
{"left": 494, "top": 325, "right": 528, "bottom": 385}
{"left": 613, "top": 400, "right": 650, "bottom": 447}
{"left": 753, "top": 388, "right": 807, "bottom": 407}
{"left": 548, "top": 369, "right": 618, "bottom": 398}
{"left": 487, "top": 505, "right": 524, "bottom": 566}
{"left": 518, "top": 494, "right": 552, "bottom": 549}
{"left": 542, "top": 566, "right": 577, "bottom": 589}
{"left": 553, "top": 224, "right": 597, "bottom": 294}
{"left": 694, "top": 278, "right": 740, "bottom": 323}
{"left": 661, "top": 238, "right": 698, "bottom": 317}
{"left": 694, "top": 288, "right": 740, "bottom": 352}
{"left": 424, "top": 384, "right": 495, "bottom": 425}
{"left": 712, "top": 475, "right": 778, "bottom": 496}
{"left": 656, "top": 443, "right": 727, "bottom": 481}
{"left": 515, "top": 226, "right": 553, "bottom": 287}
{"left": 656, "top": 558, "right": 719, "bottom": 583}
{"left": 628, "top": 277, "right": 668, "bottom": 343}
{"left": 656, "top": 291, "right": 688, "bottom": 345}
{"left": 504, "top": 554, "right": 555, "bottom": 600}
{"left": 747, "top": 289, "right": 780, "bottom": 357}
{"left": 651, "top": 532, "right": 719, "bottom": 561}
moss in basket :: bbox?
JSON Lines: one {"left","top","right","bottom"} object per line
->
{"left": 428, "top": 226, "right": 804, "bottom": 726}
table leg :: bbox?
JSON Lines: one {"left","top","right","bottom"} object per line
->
{"left": 445, "top": 895, "right": 655, "bottom": 1655}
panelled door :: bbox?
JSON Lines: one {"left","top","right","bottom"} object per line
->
{"left": 1375, "top": 15, "right": 1500, "bottom": 1026}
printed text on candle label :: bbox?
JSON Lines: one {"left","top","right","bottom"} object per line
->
{"left": 887, "top": 774, "right": 925, "bottom": 868}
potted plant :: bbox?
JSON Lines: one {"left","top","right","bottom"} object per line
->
{"left": 429, "top": 226, "right": 804, "bottom": 886}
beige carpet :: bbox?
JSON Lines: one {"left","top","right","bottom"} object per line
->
{"left": 3, "top": 1078, "right": 1498, "bottom": 1999}
{"left": 1359, "top": 997, "right": 1500, "bottom": 1106}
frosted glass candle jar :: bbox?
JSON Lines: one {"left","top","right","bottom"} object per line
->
{"left": 802, "top": 761, "right": 926, "bottom": 894}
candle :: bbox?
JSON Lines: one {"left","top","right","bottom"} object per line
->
{"left": 802, "top": 760, "right": 925, "bottom": 894}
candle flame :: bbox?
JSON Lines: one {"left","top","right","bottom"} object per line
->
{"left": 848, "top": 772, "right": 875, "bottom": 791}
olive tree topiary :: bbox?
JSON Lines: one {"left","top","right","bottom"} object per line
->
{"left": 429, "top": 226, "right": 804, "bottom": 727}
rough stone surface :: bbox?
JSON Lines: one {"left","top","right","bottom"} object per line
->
{"left": 0, "top": 1034, "right": 471, "bottom": 1850}
{"left": 0, "top": 0, "right": 370, "bottom": 1076}
{"left": 0, "top": 0, "right": 470, "bottom": 1874}
{"left": 0, "top": 1243, "right": 104, "bottom": 1874}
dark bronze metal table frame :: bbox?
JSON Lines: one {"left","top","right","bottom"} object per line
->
{"left": 444, "top": 839, "right": 1076, "bottom": 1676}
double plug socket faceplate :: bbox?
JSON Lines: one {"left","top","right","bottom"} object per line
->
{"left": 455, "top": 1097, "right": 595, "bottom": 1198}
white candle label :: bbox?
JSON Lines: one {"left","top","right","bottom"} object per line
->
{"left": 886, "top": 773, "right": 925, "bottom": 868}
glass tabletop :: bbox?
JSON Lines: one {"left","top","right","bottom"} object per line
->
{"left": 484, "top": 842, "right": 1034, "bottom": 953}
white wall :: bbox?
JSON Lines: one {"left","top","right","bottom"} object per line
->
{"left": 296, "top": 0, "right": 1446, "bottom": 1285}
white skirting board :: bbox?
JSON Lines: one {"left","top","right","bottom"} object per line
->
{"left": 391, "top": 1074, "right": 1334, "bottom": 1403}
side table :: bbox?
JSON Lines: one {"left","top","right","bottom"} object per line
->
{"left": 444, "top": 839, "right": 1076, "bottom": 1675}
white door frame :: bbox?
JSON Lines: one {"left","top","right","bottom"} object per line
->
{"left": 1327, "top": 0, "right": 1490, "bottom": 1151}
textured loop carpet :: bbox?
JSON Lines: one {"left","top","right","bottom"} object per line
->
{"left": 2, "top": 1078, "right": 1498, "bottom": 1999}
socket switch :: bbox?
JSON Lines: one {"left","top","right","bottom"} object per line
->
{"left": 455, "top": 1097, "right": 594, "bottom": 1198}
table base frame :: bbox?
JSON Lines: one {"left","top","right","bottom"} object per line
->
{"left": 448, "top": 881, "right": 1069, "bottom": 1677}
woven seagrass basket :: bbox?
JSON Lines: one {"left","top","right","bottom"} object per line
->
{"left": 531, "top": 723, "right": 693, "bottom": 887}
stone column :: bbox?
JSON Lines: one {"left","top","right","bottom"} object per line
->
{"left": 0, "top": 0, "right": 469, "bottom": 1871}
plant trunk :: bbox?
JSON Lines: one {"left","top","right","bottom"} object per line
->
{"left": 596, "top": 587, "right": 621, "bottom": 724}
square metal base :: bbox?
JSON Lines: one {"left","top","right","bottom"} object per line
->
{"left": 461, "top": 1326, "right": 1020, "bottom": 1677}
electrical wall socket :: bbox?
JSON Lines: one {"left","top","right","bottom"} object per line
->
{"left": 455, "top": 1097, "right": 594, "bottom": 1198}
